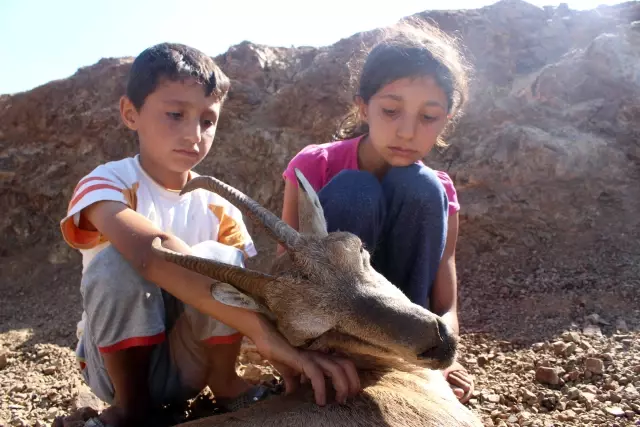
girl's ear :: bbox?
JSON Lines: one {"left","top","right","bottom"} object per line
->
{"left": 355, "top": 95, "right": 368, "bottom": 123}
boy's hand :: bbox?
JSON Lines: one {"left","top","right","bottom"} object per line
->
{"left": 250, "top": 318, "right": 360, "bottom": 406}
{"left": 271, "top": 350, "right": 360, "bottom": 406}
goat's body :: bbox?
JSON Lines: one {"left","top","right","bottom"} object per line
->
{"left": 160, "top": 172, "right": 483, "bottom": 427}
{"left": 179, "top": 368, "right": 482, "bottom": 427}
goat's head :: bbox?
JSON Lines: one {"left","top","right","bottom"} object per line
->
{"left": 151, "top": 169, "right": 457, "bottom": 370}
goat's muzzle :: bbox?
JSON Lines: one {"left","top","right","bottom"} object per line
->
{"left": 417, "top": 317, "right": 457, "bottom": 368}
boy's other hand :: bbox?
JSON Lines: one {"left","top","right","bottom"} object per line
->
{"left": 251, "top": 317, "right": 360, "bottom": 406}
{"left": 272, "top": 350, "right": 361, "bottom": 406}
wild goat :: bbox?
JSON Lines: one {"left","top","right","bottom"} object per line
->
{"left": 151, "top": 169, "right": 483, "bottom": 427}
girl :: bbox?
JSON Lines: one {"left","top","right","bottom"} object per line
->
{"left": 279, "top": 20, "right": 474, "bottom": 403}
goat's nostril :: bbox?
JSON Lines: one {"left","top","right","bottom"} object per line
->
{"left": 418, "top": 318, "right": 457, "bottom": 362}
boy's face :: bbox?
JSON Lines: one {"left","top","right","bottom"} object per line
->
{"left": 120, "top": 77, "right": 222, "bottom": 176}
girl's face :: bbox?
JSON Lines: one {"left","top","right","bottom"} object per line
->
{"left": 358, "top": 75, "right": 450, "bottom": 167}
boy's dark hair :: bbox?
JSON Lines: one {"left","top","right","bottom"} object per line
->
{"left": 126, "top": 42, "right": 231, "bottom": 110}
{"left": 336, "top": 19, "right": 471, "bottom": 146}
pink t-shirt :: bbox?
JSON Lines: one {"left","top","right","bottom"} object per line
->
{"left": 282, "top": 135, "right": 460, "bottom": 216}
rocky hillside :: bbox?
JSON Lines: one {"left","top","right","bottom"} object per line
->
{"left": 0, "top": 0, "right": 638, "bottom": 269}
{"left": 1, "top": 1, "right": 640, "bottom": 426}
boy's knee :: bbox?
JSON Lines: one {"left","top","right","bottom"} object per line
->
{"left": 383, "top": 164, "right": 448, "bottom": 210}
{"left": 81, "top": 245, "right": 149, "bottom": 305}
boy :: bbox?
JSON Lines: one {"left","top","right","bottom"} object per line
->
{"left": 57, "top": 43, "right": 359, "bottom": 427}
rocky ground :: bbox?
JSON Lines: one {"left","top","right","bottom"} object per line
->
{"left": 1, "top": 231, "right": 639, "bottom": 427}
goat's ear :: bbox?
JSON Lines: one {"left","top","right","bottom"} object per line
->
{"left": 211, "top": 281, "right": 275, "bottom": 319}
{"left": 294, "top": 168, "right": 328, "bottom": 237}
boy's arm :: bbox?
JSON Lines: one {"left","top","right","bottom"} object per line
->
{"left": 82, "top": 200, "right": 360, "bottom": 404}
{"left": 83, "top": 201, "right": 269, "bottom": 335}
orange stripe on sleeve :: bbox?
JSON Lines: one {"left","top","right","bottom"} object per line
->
{"left": 72, "top": 176, "right": 117, "bottom": 196}
{"left": 68, "top": 183, "right": 123, "bottom": 211}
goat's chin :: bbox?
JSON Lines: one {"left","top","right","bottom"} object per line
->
{"left": 306, "top": 332, "right": 451, "bottom": 373}
{"left": 413, "top": 356, "right": 456, "bottom": 371}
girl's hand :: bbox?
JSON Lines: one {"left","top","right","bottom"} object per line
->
{"left": 442, "top": 361, "right": 474, "bottom": 403}
{"left": 251, "top": 318, "right": 361, "bottom": 406}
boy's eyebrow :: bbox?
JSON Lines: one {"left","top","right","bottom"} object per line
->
{"left": 163, "top": 99, "right": 193, "bottom": 106}
{"left": 378, "top": 94, "right": 445, "bottom": 109}
{"left": 163, "top": 99, "right": 219, "bottom": 113}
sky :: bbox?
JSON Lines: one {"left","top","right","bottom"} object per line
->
{"left": 0, "top": 0, "right": 624, "bottom": 95}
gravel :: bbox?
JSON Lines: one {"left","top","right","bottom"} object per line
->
{"left": 1, "top": 240, "right": 639, "bottom": 426}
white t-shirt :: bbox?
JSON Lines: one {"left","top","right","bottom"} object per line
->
{"left": 60, "top": 154, "right": 257, "bottom": 338}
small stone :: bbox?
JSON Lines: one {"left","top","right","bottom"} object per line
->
{"left": 72, "top": 385, "right": 105, "bottom": 412}
{"left": 583, "top": 324, "right": 602, "bottom": 337}
{"left": 561, "top": 331, "right": 581, "bottom": 343}
{"left": 552, "top": 341, "right": 568, "bottom": 355}
{"left": 558, "top": 409, "right": 576, "bottom": 421}
{"left": 0, "top": 349, "right": 7, "bottom": 370}
{"left": 566, "top": 369, "right": 580, "bottom": 381}
{"left": 43, "top": 366, "right": 57, "bottom": 375}
{"left": 609, "top": 391, "right": 622, "bottom": 403}
{"left": 532, "top": 342, "right": 545, "bottom": 352}
{"left": 523, "top": 389, "right": 537, "bottom": 403}
{"left": 487, "top": 394, "right": 501, "bottom": 403}
{"left": 477, "top": 354, "right": 489, "bottom": 367}
{"left": 623, "top": 384, "right": 639, "bottom": 399}
{"left": 564, "top": 342, "right": 577, "bottom": 356}
{"left": 604, "top": 406, "right": 625, "bottom": 416}
{"left": 585, "top": 357, "right": 604, "bottom": 375}
{"left": 567, "top": 387, "right": 581, "bottom": 400}
{"left": 581, "top": 391, "right": 596, "bottom": 402}
{"left": 536, "top": 366, "right": 560, "bottom": 385}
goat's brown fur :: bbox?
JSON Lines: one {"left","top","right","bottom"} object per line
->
{"left": 154, "top": 169, "right": 482, "bottom": 426}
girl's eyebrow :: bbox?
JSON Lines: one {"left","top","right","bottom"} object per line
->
{"left": 378, "top": 94, "right": 445, "bottom": 110}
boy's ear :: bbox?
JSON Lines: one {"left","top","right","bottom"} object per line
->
{"left": 120, "top": 96, "right": 139, "bottom": 131}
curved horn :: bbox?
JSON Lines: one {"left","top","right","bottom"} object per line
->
{"left": 151, "top": 237, "right": 274, "bottom": 298}
{"left": 295, "top": 168, "right": 328, "bottom": 237}
{"left": 182, "top": 176, "right": 300, "bottom": 250}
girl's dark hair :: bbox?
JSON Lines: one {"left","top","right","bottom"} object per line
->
{"left": 336, "top": 19, "right": 471, "bottom": 146}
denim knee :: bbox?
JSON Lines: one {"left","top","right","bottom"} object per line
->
{"left": 382, "top": 164, "right": 448, "bottom": 210}
{"left": 318, "top": 170, "right": 386, "bottom": 250}
{"left": 319, "top": 170, "right": 385, "bottom": 223}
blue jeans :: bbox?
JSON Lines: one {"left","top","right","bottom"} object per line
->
{"left": 318, "top": 164, "right": 449, "bottom": 308}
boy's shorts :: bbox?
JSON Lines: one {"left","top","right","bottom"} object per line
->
{"left": 76, "top": 241, "right": 247, "bottom": 406}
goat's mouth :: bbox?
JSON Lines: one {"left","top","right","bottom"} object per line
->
{"left": 416, "top": 319, "right": 458, "bottom": 370}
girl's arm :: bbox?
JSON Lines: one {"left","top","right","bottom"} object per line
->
{"left": 429, "top": 212, "right": 460, "bottom": 335}
{"left": 278, "top": 179, "right": 300, "bottom": 255}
